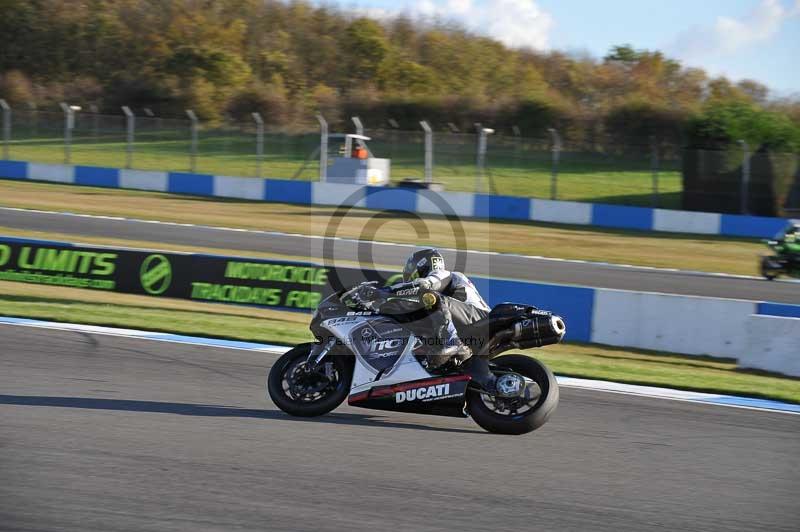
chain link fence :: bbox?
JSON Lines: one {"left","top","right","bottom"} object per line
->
{"left": 6, "top": 103, "right": 781, "bottom": 211}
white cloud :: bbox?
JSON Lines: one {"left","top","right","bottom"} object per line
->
{"left": 412, "top": 0, "right": 553, "bottom": 50}
{"left": 670, "top": 0, "right": 797, "bottom": 60}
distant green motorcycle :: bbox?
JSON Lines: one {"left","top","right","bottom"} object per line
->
{"left": 760, "top": 221, "right": 800, "bottom": 280}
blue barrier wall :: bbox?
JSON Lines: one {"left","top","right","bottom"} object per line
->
{"left": 756, "top": 302, "right": 800, "bottom": 318}
{"left": 3, "top": 233, "right": 799, "bottom": 358}
{"left": 0, "top": 160, "right": 791, "bottom": 239}
{"left": 472, "top": 277, "right": 595, "bottom": 342}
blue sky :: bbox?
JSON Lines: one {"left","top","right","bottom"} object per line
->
{"left": 326, "top": 0, "right": 800, "bottom": 95}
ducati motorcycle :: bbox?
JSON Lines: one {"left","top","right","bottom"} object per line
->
{"left": 267, "top": 287, "right": 566, "bottom": 434}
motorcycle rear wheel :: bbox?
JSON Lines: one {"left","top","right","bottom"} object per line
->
{"left": 467, "top": 354, "right": 559, "bottom": 435}
{"left": 760, "top": 256, "right": 780, "bottom": 280}
{"left": 267, "top": 343, "right": 353, "bottom": 417}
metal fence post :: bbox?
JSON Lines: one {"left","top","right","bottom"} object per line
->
{"left": 317, "top": 114, "right": 328, "bottom": 182}
{"left": 186, "top": 110, "right": 198, "bottom": 172}
{"left": 60, "top": 102, "right": 76, "bottom": 164}
{"left": 738, "top": 139, "right": 751, "bottom": 215}
{"left": 548, "top": 128, "right": 561, "bottom": 200}
{"left": 650, "top": 135, "right": 659, "bottom": 207}
{"left": 512, "top": 125, "right": 522, "bottom": 169}
{"left": 475, "top": 123, "right": 483, "bottom": 193}
{"left": 89, "top": 104, "right": 99, "bottom": 140}
{"left": 252, "top": 112, "right": 264, "bottom": 178}
{"left": 121, "top": 106, "right": 135, "bottom": 169}
{"left": 420, "top": 120, "right": 433, "bottom": 183}
{"left": 475, "top": 124, "right": 494, "bottom": 193}
{"left": 28, "top": 102, "right": 38, "bottom": 137}
{"left": 352, "top": 116, "right": 364, "bottom": 137}
{"left": 0, "top": 99, "right": 10, "bottom": 159}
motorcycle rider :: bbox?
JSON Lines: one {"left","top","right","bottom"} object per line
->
{"left": 778, "top": 222, "right": 800, "bottom": 266}
{"left": 343, "top": 248, "right": 500, "bottom": 393}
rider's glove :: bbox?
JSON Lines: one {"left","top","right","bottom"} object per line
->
{"left": 416, "top": 278, "right": 433, "bottom": 290}
{"left": 342, "top": 281, "right": 383, "bottom": 310}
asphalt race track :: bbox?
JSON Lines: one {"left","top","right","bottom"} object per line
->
{"left": 1, "top": 323, "right": 798, "bottom": 532}
{"left": 2, "top": 207, "right": 799, "bottom": 304}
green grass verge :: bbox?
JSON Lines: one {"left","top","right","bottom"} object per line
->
{"left": 7, "top": 131, "right": 681, "bottom": 207}
{"left": 1, "top": 281, "right": 797, "bottom": 404}
{"left": 0, "top": 180, "right": 762, "bottom": 275}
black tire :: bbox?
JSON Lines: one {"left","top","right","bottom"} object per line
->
{"left": 267, "top": 343, "right": 353, "bottom": 417}
{"left": 761, "top": 257, "right": 778, "bottom": 281}
{"left": 467, "top": 354, "right": 559, "bottom": 435}
{"left": 761, "top": 256, "right": 779, "bottom": 280}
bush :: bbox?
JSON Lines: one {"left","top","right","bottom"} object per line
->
{"left": 0, "top": 70, "right": 34, "bottom": 104}
{"left": 686, "top": 101, "right": 800, "bottom": 152}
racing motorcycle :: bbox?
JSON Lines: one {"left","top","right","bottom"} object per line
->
{"left": 760, "top": 239, "right": 800, "bottom": 280}
{"left": 267, "top": 286, "right": 566, "bottom": 434}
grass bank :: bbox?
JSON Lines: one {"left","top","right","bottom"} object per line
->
{"left": 0, "top": 180, "right": 761, "bottom": 275}
{"left": 1, "top": 280, "right": 797, "bottom": 404}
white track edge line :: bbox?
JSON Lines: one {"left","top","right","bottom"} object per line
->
{"left": 0, "top": 206, "right": 775, "bottom": 282}
{"left": 1, "top": 317, "right": 797, "bottom": 415}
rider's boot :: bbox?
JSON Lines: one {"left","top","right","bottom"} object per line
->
{"left": 461, "top": 355, "right": 498, "bottom": 394}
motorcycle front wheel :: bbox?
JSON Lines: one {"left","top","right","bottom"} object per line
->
{"left": 267, "top": 343, "right": 353, "bottom": 417}
{"left": 467, "top": 354, "right": 559, "bottom": 435}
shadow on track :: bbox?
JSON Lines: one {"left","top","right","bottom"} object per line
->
{"left": 0, "top": 394, "right": 482, "bottom": 435}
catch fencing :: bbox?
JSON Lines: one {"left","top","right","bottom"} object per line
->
{"left": 0, "top": 103, "right": 685, "bottom": 208}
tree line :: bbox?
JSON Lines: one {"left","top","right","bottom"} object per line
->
{"left": 1, "top": 0, "right": 798, "bottom": 151}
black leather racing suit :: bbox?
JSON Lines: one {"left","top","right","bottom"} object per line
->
{"left": 414, "top": 269, "right": 490, "bottom": 342}
{"left": 372, "top": 269, "right": 490, "bottom": 367}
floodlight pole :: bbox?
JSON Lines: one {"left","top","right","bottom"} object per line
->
{"left": 0, "top": 99, "right": 10, "bottom": 160}
{"left": 317, "top": 114, "right": 328, "bottom": 182}
{"left": 420, "top": 120, "right": 433, "bottom": 183}
{"left": 252, "top": 112, "right": 264, "bottom": 178}
{"left": 60, "top": 102, "right": 75, "bottom": 164}
{"left": 186, "top": 110, "right": 198, "bottom": 172}
{"left": 548, "top": 128, "right": 562, "bottom": 200}
{"left": 121, "top": 106, "right": 135, "bottom": 169}
{"left": 738, "top": 139, "right": 751, "bottom": 215}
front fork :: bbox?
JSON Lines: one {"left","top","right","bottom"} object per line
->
{"left": 305, "top": 338, "right": 336, "bottom": 379}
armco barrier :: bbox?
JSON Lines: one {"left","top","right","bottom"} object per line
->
{"left": 0, "top": 160, "right": 790, "bottom": 239}
{"left": 3, "top": 235, "right": 800, "bottom": 361}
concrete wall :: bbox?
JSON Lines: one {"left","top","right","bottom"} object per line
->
{"left": 741, "top": 315, "right": 800, "bottom": 377}
{"left": 0, "top": 160, "right": 789, "bottom": 239}
{"left": 591, "top": 289, "right": 755, "bottom": 358}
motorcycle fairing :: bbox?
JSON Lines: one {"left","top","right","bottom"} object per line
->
{"left": 322, "top": 313, "right": 471, "bottom": 418}
{"left": 347, "top": 329, "right": 470, "bottom": 418}
{"left": 349, "top": 318, "right": 410, "bottom": 374}
{"left": 348, "top": 374, "right": 470, "bottom": 418}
